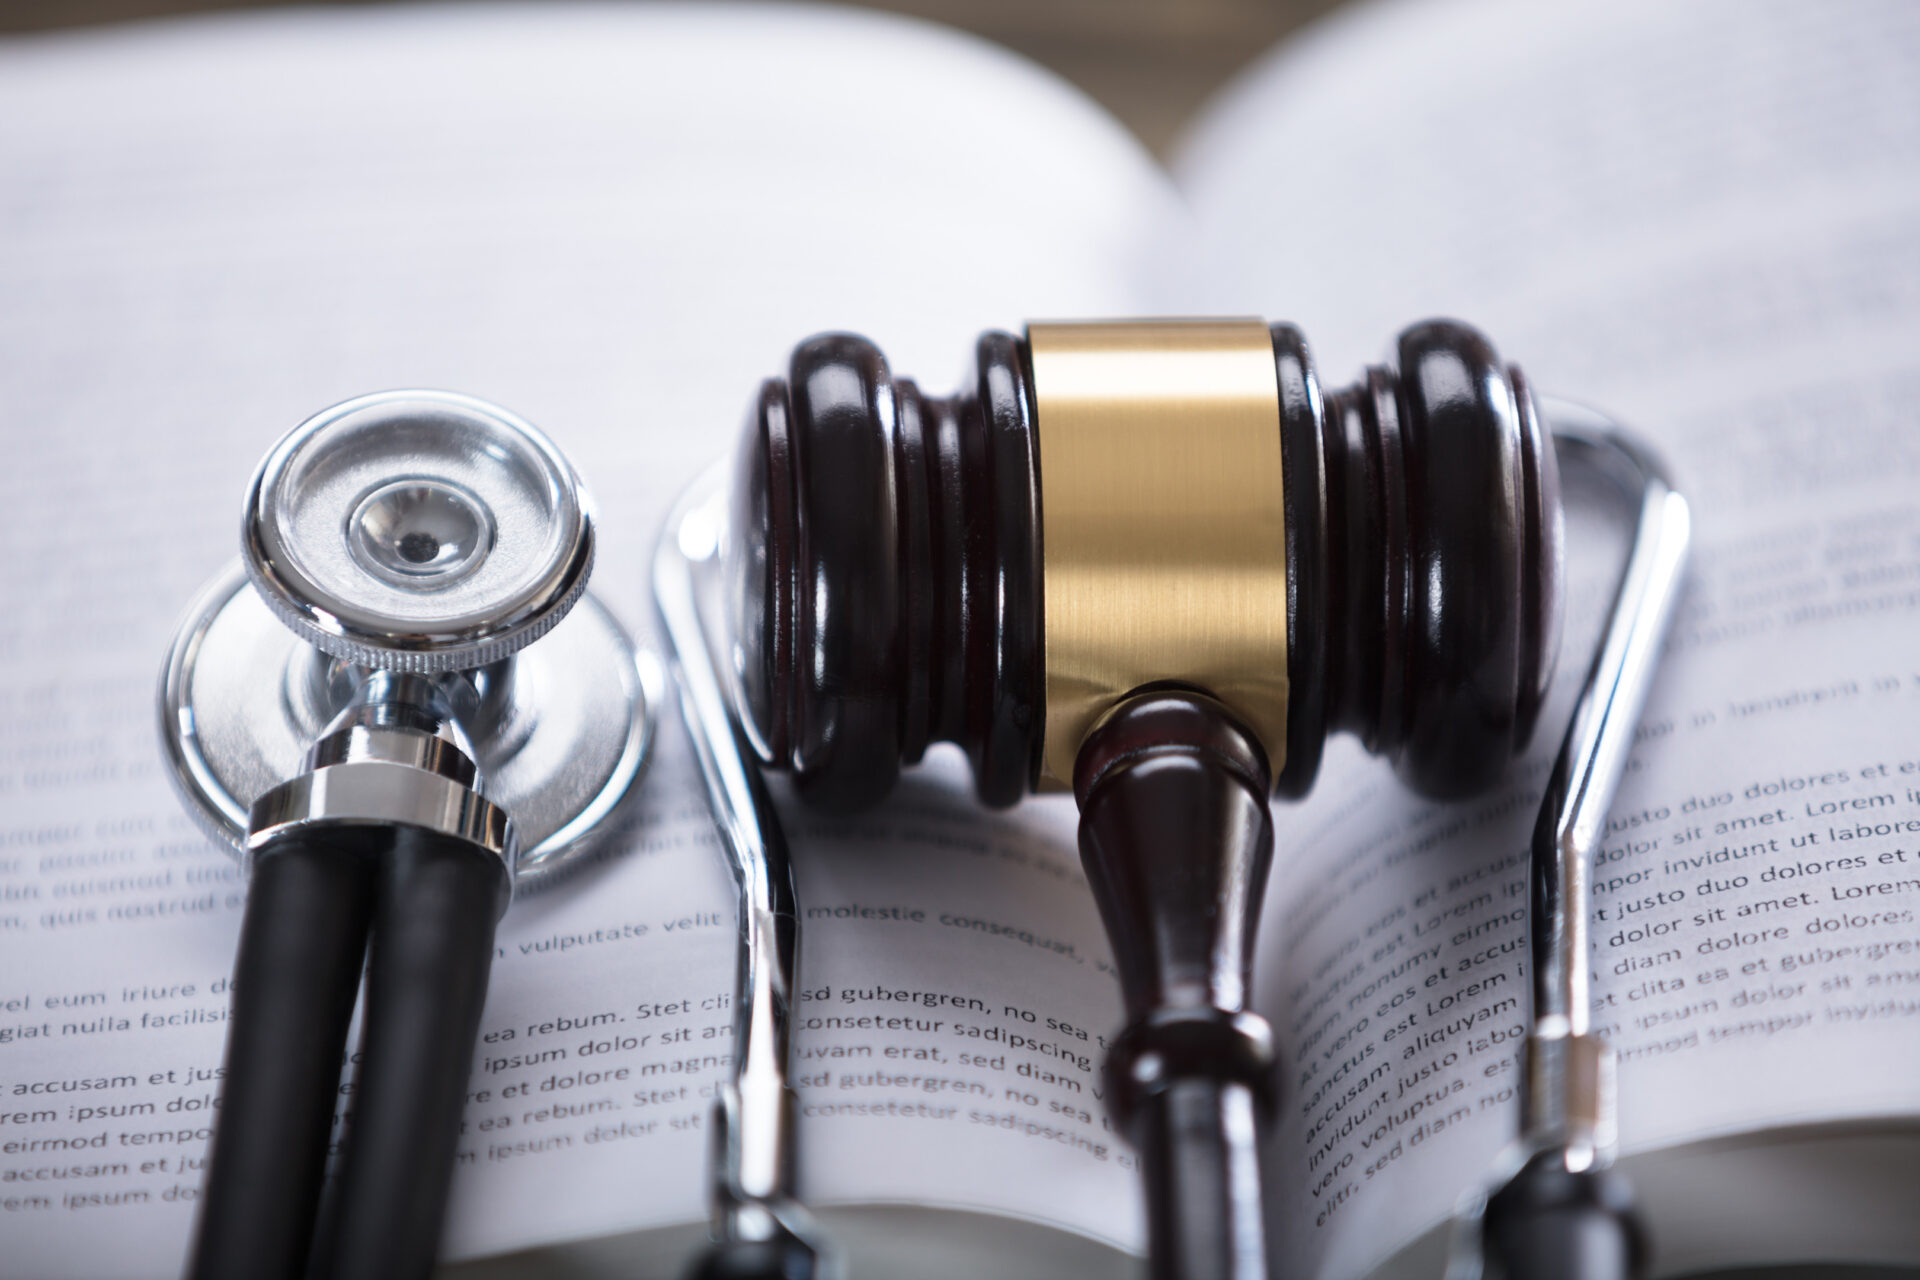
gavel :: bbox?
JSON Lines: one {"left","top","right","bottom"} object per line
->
{"left": 686, "top": 317, "right": 1657, "bottom": 1280}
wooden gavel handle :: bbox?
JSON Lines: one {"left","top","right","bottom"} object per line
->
{"left": 1075, "top": 690, "right": 1280, "bottom": 1280}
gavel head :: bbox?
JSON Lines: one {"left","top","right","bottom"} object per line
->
{"left": 727, "top": 318, "right": 1562, "bottom": 814}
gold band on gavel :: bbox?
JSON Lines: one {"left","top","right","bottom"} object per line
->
{"left": 1029, "top": 319, "right": 1290, "bottom": 790}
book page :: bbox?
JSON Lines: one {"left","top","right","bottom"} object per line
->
{"left": 1171, "top": 1, "right": 1920, "bottom": 1276}
{"left": 0, "top": 8, "right": 1179, "bottom": 1275}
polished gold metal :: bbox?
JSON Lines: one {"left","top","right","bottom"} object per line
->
{"left": 1029, "top": 319, "right": 1289, "bottom": 788}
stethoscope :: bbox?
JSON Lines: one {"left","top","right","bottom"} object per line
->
{"left": 653, "top": 319, "right": 1692, "bottom": 1280}
{"left": 155, "top": 323, "right": 1689, "bottom": 1280}
{"left": 157, "top": 390, "right": 657, "bottom": 1280}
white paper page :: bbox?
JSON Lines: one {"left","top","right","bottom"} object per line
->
{"left": 0, "top": 7, "right": 1180, "bottom": 1275}
{"left": 1172, "top": 1, "right": 1920, "bottom": 1276}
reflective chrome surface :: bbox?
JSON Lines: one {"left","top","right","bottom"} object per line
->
{"left": 243, "top": 390, "right": 593, "bottom": 673}
{"left": 305, "top": 670, "right": 481, "bottom": 783}
{"left": 348, "top": 478, "right": 494, "bottom": 588}
{"left": 158, "top": 559, "right": 659, "bottom": 886}
{"left": 1520, "top": 408, "right": 1690, "bottom": 1170}
{"left": 249, "top": 763, "right": 514, "bottom": 865}
{"left": 656, "top": 468, "right": 834, "bottom": 1271}
{"left": 1448, "top": 408, "right": 1691, "bottom": 1278}
{"left": 246, "top": 672, "right": 515, "bottom": 870}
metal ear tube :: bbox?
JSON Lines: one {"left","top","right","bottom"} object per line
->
{"left": 158, "top": 391, "right": 658, "bottom": 1280}
{"left": 656, "top": 477, "right": 832, "bottom": 1280}
{"left": 1454, "top": 409, "right": 1691, "bottom": 1280}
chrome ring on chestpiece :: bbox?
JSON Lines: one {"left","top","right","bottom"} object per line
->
{"left": 158, "top": 390, "right": 658, "bottom": 885}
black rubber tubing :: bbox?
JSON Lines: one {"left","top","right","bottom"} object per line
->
{"left": 186, "top": 831, "right": 374, "bottom": 1280}
{"left": 306, "top": 825, "right": 508, "bottom": 1280}
{"left": 684, "top": 1235, "right": 822, "bottom": 1280}
{"left": 1482, "top": 1154, "right": 1648, "bottom": 1280}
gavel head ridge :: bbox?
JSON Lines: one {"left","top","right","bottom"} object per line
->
{"left": 727, "top": 318, "right": 1564, "bottom": 814}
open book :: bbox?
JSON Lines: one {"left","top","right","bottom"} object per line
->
{"left": 2, "top": 1, "right": 1917, "bottom": 1276}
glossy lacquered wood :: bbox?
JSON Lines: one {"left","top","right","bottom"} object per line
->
{"left": 731, "top": 331, "right": 1041, "bottom": 811}
{"left": 1076, "top": 690, "right": 1275, "bottom": 1279}
{"left": 733, "top": 317, "right": 1560, "bottom": 806}
{"left": 1297, "top": 320, "right": 1562, "bottom": 798}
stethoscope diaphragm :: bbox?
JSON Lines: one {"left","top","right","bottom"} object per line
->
{"left": 159, "top": 389, "right": 657, "bottom": 887}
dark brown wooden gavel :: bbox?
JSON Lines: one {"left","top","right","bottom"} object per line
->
{"left": 723, "top": 318, "right": 1565, "bottom": 1280}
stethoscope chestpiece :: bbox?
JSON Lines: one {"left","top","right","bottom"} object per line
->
{"left": 241, "top": 390, "right": 592, "bottom": 672}
{"left": 161, "top": 389, "right": 658, "bottom": 885}
{"left": 158, "top": 390, "right": 660, "bottom": 1280}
